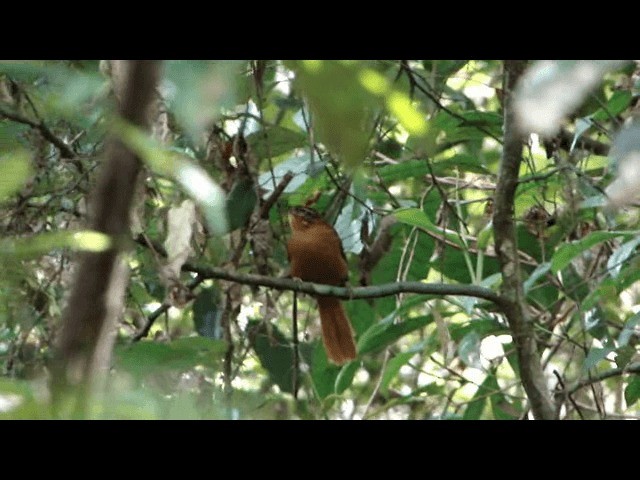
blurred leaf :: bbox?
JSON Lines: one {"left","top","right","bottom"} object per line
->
{"left": 226, "top": 177, "right": 257, "bottom": 232}
{"left": 0, "top": 230, "right": 111, "bottom": 259}
{"left": 618, "top": 312, "right": 640, "bottom": 348}
{"left": 164, "top": 60, "right": 243, "bottom": 141}
{"left": 0, "top": 150, "right": 32, "bottom": 201}
{"left": 310, "top": 342, "right": 340, "bottom": 400}
{"left": 485, "top": 371, "right": 519, "bottom": 419}
{"left": 607, "top": 236, "right": 640, "bottom": 279}
{"left": 570, "top": 117, "right": 593, "bottom": 152}
{"left": 116, "top": 122, "right": 228, "bottom": 235}
{"left": 583, "top": 346, "right": 614, "bottom": 372}
{"left": 115, "top": 337, "right": 226, "bottom": 379}
{"left": 551, "top": 231, "right": 630, "bottom": 273}
{"left": 592, "top": 90, "right": 632, "bottom": 122}
{"left": 192, "top": 287, "right": 223, "bottom": 339}
{"left": 378, "top": 159, "right": 429, "bottom": 184}
{"left": 463, "top": 374, "right": 492, "bottom": 420}
{"left": 287, "top": 60, "right": 376, "bottom": 169}
{"left": 335, "top": 361, "right": 359, "bottom": 394}
{"left": 624, "top": 377, "right": 640, "bottom": 407}
{"left": 523, "top": 261, "right": 551, "bottom": 294}
{"left": 380, "top": 340, "right": 428, "bottom": 394}
{"left": 249, "top": 320, "right": 313, "bottom": 395}
{"left": 394, "top": 207, "right": 464, "bottom": 248}
{"left": 458, "top": 330, "right": 482, "bottom": 368}
{"left": 515, "top": 60, "right": 628, "bottom": 136}
{"left": 164, "top": 199, "right": 196, "bottom": 279}
{"left": 258, "top": 153, "right": 316, "bottom": 195}
{"left": 449, "top": 317, "right": 506, "bottom": 342}
{"left": 246, "top": 125, "right": 307, "bottom": 158}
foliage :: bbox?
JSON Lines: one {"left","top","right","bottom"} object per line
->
{"left": 1, "top": 59, "right": 640, "bottom": 419}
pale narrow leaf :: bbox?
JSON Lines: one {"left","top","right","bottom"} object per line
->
{"left": 163, "top": 199, "right": 196, "bottom": 281}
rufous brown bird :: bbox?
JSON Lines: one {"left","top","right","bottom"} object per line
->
{"left": 287, "top": 206, "right": 357, "bottom": 365}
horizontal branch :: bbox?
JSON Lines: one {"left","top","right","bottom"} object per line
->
{"left": 181, "top": 262, "right": 508, "bottom": 310}
{"left": 563, "top": 362, "right": 640, "bottom": 397}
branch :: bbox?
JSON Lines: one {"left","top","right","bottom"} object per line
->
{"left": 0, "top": 105, "right": 76, "bottom": 159}
{"left": 562, "top": 363, "right": 640, "bottom": 397}
{"left": 180, "top": 262, "right": 508, "bottom": 308}
{"left": 492, "top": 60, "right": 556, "bottom": 420}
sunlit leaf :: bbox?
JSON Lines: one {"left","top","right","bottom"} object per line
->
{"left": 116, "top": 121, "right": 228, "bottom": 235}
{"left": 0, "top": 150, "right": 32, "bottom": 201}
{"left": 394, "top": 207, "right": 464, "bottom": 248}
{"left": 0, "top": 230, "right": 112, "bottom": 259}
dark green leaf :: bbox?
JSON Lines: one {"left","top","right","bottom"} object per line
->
{"left": 192, "top": 287, "right": 222, "bottom": 339}
{"left": 607, "top": 236, "right": 640, "bottom": 278}
{"left": 115, "top": 337, "right": 225, "bottom": 378}
{"left": 458, "top": 330, "right": 481, "bottom": 368}
{"left": 624, "top": 377, "right": 640, "bottom": 407}
{"left": 358, "top": 313, "right": 433, "bottom": 356}
{"left": 335, "top": 361, "right": 359, "bottom": 394}
{"left": 225, "top": 177, "right": 257, "bottom": 232}
{"left": 246, "top": 125, "right": 307, "bottom": 158}
{"left": 583, "top": 346, "right": 614, "bottom": 372}
{"left": 551, "top": 231, "right": 630, "bottom": 273}
{"left": 249, "top": 320, "right": 299, "bottom": 395}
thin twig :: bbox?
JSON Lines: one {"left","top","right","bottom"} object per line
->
{"left": 553, "top": 370, "right": 585, "bottom": 420}
{"left": 0, "top": 105, "right": 76, "bottom": 159}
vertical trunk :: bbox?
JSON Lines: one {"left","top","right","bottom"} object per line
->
{"left": 53, "top": 61, "right": 162, "bottom": 411}
{"left": 493, "top": 60, "right": 556, "bottom": 420}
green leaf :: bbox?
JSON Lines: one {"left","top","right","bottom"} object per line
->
{"left": 394, "top": 207, "right": 464, "bottom": 248}
{"left": 115, "top": 337, "right": 226, "bottom": 379}
{"left": 335, "top": 361, "right": 359, "bottom": 394}
{"left": 618, "top": 312, "right": 640, "bottom": 347}
{"left": 358, "top": 313, "right": 433, "bottom": 356}
{"left": 551, "top": 231, "right": 631, "bottom": 273}
{"left": 248, "top": 320, "right": 313, "bottom": 395}
{"left": 380, "top": 341, "right": 428, "bottom": 394}
{"left": 192, "top": 287, "right": 222, "bottom": 339}
{"left": 458, "top": 330, "right": 481, "bottom": 368}
{"left": 592, "top": 90, "right": 632, "bottom": 121}
{"left": 164, "top": 60, "right": 243, "bottom": 141}
{"left": 310, "top": 342, "right": 340, "bottom": 400}
{"left": 607, "top": 236, "right": 640, "bottom": 278}
{"left": 225, "top": 177, "right": 257, "bottom": 232}
{"left": 116, "top": 122, "right": 228, "bottom": 235}
{"left": 0, "top": 230, "right": 112, "bottom": 259}
{"left": 378, "top": 159, "right": 429, "bottom": 184}
{"left": 523, "top": 261, "right": 551, "bottom": 294}
{"left": 246, "top": 126, "right": 307, "bottom": 158}
{"left": 583, "top": 346, "right": 614, "bottom": 372}
{"left": 485, "top": 372, "right": 519, "bottom": 419}
{"left": 287, "top": 60, "right": 377, "bottom": 169}
{"left": 624, "top": 377, "right": 640, "bottom": 407}
{"left": 449, "top": 317, "right": 507, "bottom": 342}
{"left": 463, "top": 374, "right": 491, "bottom": 420}
{"left": 0, "top": 150, "right": 32, "bottom": 202}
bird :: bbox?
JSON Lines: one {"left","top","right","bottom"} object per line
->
{"left": 286, "top": 205, "right": 356, "bottom": 365}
